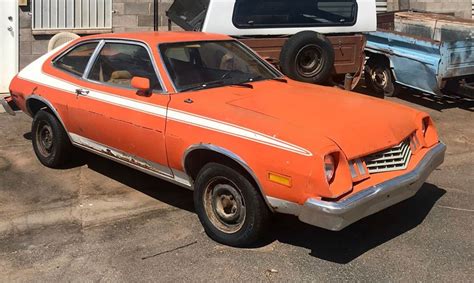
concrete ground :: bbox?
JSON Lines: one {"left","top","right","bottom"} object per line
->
{"left": 0, "top": 88, "right": 473, "bottom": 282}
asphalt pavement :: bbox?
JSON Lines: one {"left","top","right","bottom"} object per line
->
{"left": 0, "top": 87, "right": 472, "bottom": 281}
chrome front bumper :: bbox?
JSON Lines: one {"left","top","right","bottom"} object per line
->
{"left": 298, "top": 142, "right": 446, "bottom": 231}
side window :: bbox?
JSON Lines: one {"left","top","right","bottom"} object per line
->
{"left": 54, "top": 42, "right": 98, "bottom": 77}
{"left": 233, "top": 0, "right": 357, "bottom": 28}
{"left": 88, "top": 42, "right": 162, "bottom": 91}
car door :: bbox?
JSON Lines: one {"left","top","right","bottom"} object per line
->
{"left": 66, "top": 40, "right": 172, "bottom": 176}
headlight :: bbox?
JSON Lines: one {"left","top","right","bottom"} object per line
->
{"left": 422, "top": 117, "right": 429, "bottom": 136}
{"left": 324, "top": 154, "right": 336, "bottom": 183}
{"left": 419, "top": 116, "right": 439, "bottom": 147}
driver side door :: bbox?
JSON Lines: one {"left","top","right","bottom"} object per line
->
{"left": 67, "top": 40, "right": 172, "bottom": 176}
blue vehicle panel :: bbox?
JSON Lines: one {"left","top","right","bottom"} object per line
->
{"left": 365, "top": 24, "right": 473, "bottom": 97}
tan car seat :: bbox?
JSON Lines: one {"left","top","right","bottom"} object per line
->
{"left": 219, "top": 53, "right": 250, "bottom": 73}
{"left": 108, "top": 70, "right": 133, "bottom": 86}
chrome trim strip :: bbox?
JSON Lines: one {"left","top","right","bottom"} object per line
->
{"left": 25, "top": 95, "right": 72, "bottom": 140}
{"left": 349, "top": 161, "right": 358, "bottom": 178}
{"left": 182, "top": 143, "right": 274, "bottom": 211}
{"left": 82, "top": 40, "right": 105, "bottom": 79}
{"left": 52, "top": 38, "right": 168, "bottom": 94}
{"left": 52, "top": 39, "right": 102, "bottom": 65}
{"left": 70, "top": 133, "right": 192, "bottom": 189}
{"left": 95, "top": 39, "right": 168, "bottom": 94}
{"left": 356, "top": 159, "right": 366, "bottom": 175}
{"left": 297, "top": 142, "right": 446, "bottom": 231}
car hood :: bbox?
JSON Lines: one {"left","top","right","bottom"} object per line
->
{"left": 225, "top": 80, "right": 419, "bottom": 159}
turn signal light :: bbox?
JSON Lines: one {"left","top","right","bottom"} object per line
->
{"left": 268, "top": 172, "right": 291, "bottom": 187}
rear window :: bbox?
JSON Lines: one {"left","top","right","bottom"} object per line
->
{"left": 233, "top": 0, "right": 358, "bottom": 28}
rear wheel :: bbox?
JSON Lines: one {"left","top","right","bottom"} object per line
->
{"left": 194, "top": 163, "right": 270, "bottom": 247}
{"left": 32, "top": 110, "right": 72, "bottom": 168}
{"left": 365, "top": 58, "right": 400, "bottom": 97}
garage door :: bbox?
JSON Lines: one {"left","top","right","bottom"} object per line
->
{"left": 376, "top": 0, "right": 388, "bottom": 13}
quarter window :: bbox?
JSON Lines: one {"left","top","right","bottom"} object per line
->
{"left": 233, "top": 0, "right": 357, "bottom": 28}
{"left": 54, "top": 42, "right": 98, "bottom": 77}
{"left": 88, "top": 43, "right": 162, "bottom": 91}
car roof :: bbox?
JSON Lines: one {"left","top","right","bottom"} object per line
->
{"left": 82, "top": 31, "right": 232, "bottom": 45}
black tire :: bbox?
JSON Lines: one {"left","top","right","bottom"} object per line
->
{"left": 280, "top": 31, "right": 335, "bottom": 84}
{"left": 194, "top": 162, "right": 270, "bottom": 247}
{"left": 32, "top": 110, "right": 72, "bottom": 168}
{"left": 364, "top": 57, "right": 400, "bottom": 97}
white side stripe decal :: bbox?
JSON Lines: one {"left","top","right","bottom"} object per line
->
{"left": 19, "top": 49, "right": 312, "bottom": 157}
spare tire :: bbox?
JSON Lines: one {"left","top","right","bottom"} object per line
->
{"left": 280, "top": 31, "right": 335, "bottom": 84}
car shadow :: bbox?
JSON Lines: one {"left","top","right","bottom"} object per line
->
{"left": 354, "top": 84, "right": 474, "bottom": 112}
{"left": 266, "top": 183, "right": 446, "bottom": 263}
{"left": 46, "top": 146, "right": 445, "bottom": 263}
{"left": 64, "top": 148, "right": 195, "bottom": 213}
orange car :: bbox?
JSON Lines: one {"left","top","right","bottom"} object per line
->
{"left": 3, "top": 32, "right": 446, "bottom": 247}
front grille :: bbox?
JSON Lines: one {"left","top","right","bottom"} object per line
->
{"left": 364, "top": 139, "right": 412, "bottom": 174}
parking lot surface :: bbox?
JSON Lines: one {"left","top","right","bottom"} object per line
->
{"left": 0, "top": 89, "right": 473, "bottom": 281}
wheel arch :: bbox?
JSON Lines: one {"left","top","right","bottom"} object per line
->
{"left": 182, "top": 144, "right": 274, "bottom": 212}
{"left": 26, "top": 95, "right": 70, "bottom": 137}
{"left": 365, "top": 51, "right": 397, "bottom": 81}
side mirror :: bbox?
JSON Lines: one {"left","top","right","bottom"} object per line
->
{"left": 131, "top": 76, "right": 151, "bottom": 96}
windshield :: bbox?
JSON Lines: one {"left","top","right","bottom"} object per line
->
{"left": 159, "top": 40, "right": 279, "bottom": 92}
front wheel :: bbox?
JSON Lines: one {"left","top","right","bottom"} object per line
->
{"left": 193, "top": 163, "right": 270, "bottom": 247}
{"left": 32, "top": 110, "right": 72, "bottom": 168}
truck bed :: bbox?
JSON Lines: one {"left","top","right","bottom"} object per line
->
{"left": 365, "top": 12, "right": 474, "bottom": 96}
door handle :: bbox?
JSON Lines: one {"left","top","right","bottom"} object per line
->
{"left": 7, "top": 26, "right": 13, "bottom": 32}
{"left": 75, "top": 89, "right": 89, "bottom": 97}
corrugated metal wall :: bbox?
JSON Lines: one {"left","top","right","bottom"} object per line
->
{"left": 33, "top": 0, "right": 112, "bottom": 30}
{"left": 376, "top": 0, "right": 388, "bottom": 13}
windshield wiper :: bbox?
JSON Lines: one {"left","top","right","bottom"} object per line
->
{"left": 179, "top": 80, "right": 253, "bottom": 92}
{"left": 271, "top": 77, "right": 288, "bottom": 83}
{"left": 230, "top": 82, "right": 254, "bottom": 89}
{"left": 248, "top": 75, "right": 288, "bottom": 84}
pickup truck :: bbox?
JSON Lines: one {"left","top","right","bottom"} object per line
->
{"left": 364, "top": 12, "right": 474, "bottom": 98}
{"left": 167, "top": 0, "right": 377, "bottom": 88}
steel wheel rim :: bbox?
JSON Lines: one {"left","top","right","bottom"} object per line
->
{"left": 36, "top": 121, "right": 54, "bottom": 157}
{"left": 372, "top": 67, "right": 389, "bottom": 89}
{"left": 203, "top": 176, "right": 246, "bottom": 234}
{"left": 295, "top": 44, "right": 325, "bottom": 78}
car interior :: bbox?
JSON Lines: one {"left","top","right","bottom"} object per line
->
{"left": 161, "top": 41, "right": 273, "bottom": 91}
{"left": 54, "top": 43, "right": 98, "bottom": 77}
{"left": 87, "top": 44, "right": 162, "bottom": 91}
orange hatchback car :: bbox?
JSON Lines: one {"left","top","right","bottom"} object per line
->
{"left": 2, "top": 32, "right": 446, "bottom": 247}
